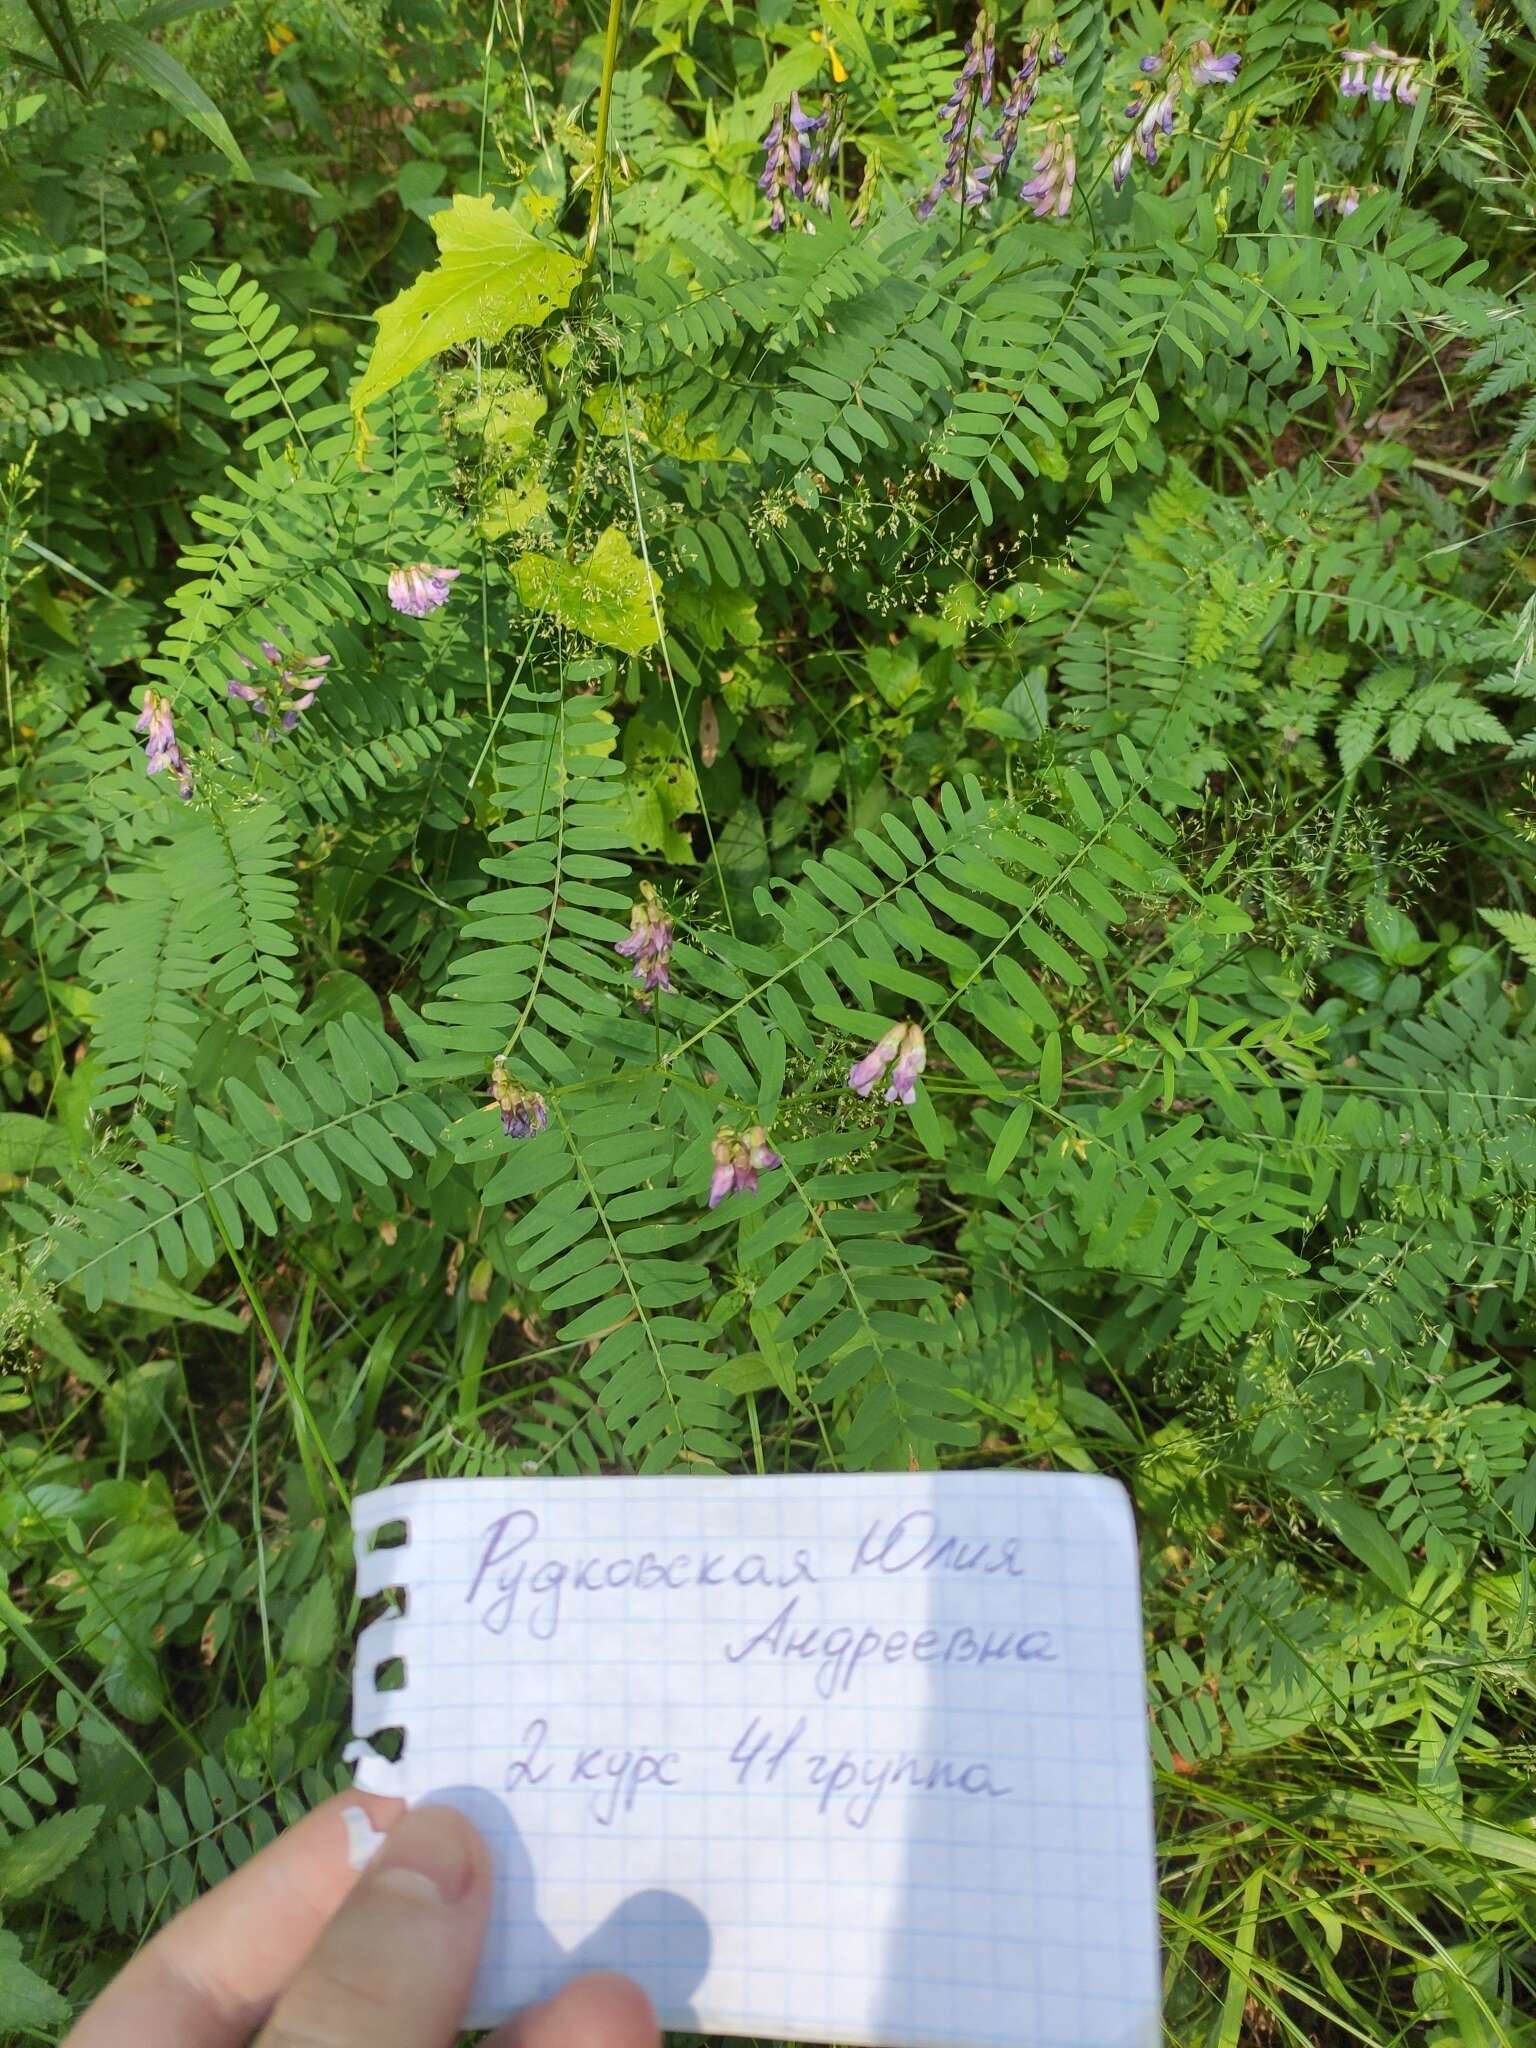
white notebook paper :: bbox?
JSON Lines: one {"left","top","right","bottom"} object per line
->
{"left": 349, "top": 1472, "right": 1159, "bottom": 2047}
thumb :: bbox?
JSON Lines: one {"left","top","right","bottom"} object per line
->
{"left": 255, "top": 1805, "right": 491, "bottom": 2048}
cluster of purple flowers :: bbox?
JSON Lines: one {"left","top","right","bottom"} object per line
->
{"left": 708, "top": 1124, "right": 784, "bottom": 1208}
{"left": 1283, "top": 180, "right": 1366, "bottom": 219}
{"left": 1112, "top": 37, "right": 1242, "bottom": 194}
{"left": 135, "top": 559, "right": 463, "bottom": 794}
{"left": 614, "top": 882, "right": 674, "bottom": 996}
{"left": 916, "top": 13, "right": 1070, "bottom": 221}
{"left": 1338, "top": 44, "right": 1422, "bottom": 107}
{"left": 848, "top": 1020, "right": 927, "bottom": 1106}
{"left": 503, "top": 893, "right": 937, "bottom": 1206}
{"left": 759, "top": 91, "right": 844, "bottom": 232}
{"left": 488, "top": 1056, "right": 548, "bottom": 1140}
{"left": 226, "top": 640, "right": 331, "bottom": 732}
{"left": 1018, "top": 124, "right": 1076, "bottom": 219}
{"left": 135, "top": 689, "right": 193, "bottom": 799}
{"left": 387, "top": 563, "right": 461, "bottom": 616}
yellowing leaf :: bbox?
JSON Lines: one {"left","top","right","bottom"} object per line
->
{"left": 480, "top": 482, "right": 550, "bottom": 539}
{"left": 512, "top": 527, "right": 662, "bottom": 655}
{"left": 620, "top": 716, "right": 699, "bottom": 863}
{"left": 352, "top": 195, "right": 580, "bottom": 427}
{"left": 453, "top": 376, "right": 546, "bottom": 456}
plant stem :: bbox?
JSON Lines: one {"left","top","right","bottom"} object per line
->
{"left": 584, "top": 0, "right": 625, "bottom": 269}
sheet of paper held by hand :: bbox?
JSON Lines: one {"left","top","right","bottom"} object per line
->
{"left": 350, "top": 1472, "right": 1158, "bottom": 2048}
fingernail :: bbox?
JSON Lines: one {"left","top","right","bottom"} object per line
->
{"left": 373, "top": 1806, "right": 480, "bottom": 1906}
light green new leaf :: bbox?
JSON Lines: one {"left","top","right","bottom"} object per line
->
{"left": 513, "top": 527, "right": 662, "bottom": 654}
{"left": 1478, "top": 907, "right": 1536, "bottom": 969}
{"left": 93, "top": 25, "right": 249, "bottom": 178}
{"left": 0, "top": 1804, "right": 104, "bottom": 1902}
{"left": 352, "top": 194, "right": 581, "bottom": 425}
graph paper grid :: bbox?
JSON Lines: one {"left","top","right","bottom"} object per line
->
{"left": 350, "top": 1471, "right": 1159, "bottom": 2048}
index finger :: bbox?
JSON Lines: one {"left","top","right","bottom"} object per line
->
{"left": 61, "top": 1789, "right": 404, "bottom": 2048}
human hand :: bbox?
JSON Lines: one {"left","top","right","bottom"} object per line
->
{"left": 62, "top": 1791, "right": 660, "bottom": 2048}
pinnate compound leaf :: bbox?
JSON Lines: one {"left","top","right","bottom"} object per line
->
{"left": 352, "top": 194, "right": 581, "bottom": 425}
{"left": 1479, "top": 908, "right": 1536, "bottom": 968}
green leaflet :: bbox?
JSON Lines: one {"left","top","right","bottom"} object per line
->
{"left": 512, "top": 526, "right": 662, "bottom": 654}
{"left": 92, "top": 24, "right": 250, "bottom": 178}
{"left": 0, "top": 1931, "right": 69, "bottom": 2032}
{"left": 351, "top": 194, "right": 581, "bottom": 430}
{"left": 0, "top": 1806, "right": 103, "bottom": 1902}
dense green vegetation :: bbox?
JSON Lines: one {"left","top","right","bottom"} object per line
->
{"left": 2, "top": 0, "right": 1535, "bottom": 2039}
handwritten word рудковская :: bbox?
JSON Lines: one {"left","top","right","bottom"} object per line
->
{"left": 466, "top": 1508, "right": 818, "bottom": 1638}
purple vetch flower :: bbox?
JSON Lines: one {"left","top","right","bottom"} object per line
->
{"left": 1337, "top": 43, "right": 1423, "bottom": 108}
{"left": 883, "top": 1022, "right": 927, "bottom": 1105}
{"left": 917, "top": 8, "right": 1004, "bottom": 218}
{"left": 848, "top": 1022, "right": 906, "bottom": 1098}
{"left": 1338, "top": 47, "right": 1371, "bottom": 96}
{"left": 1138, "top": 52, "right": 1165, "bottom": 76}
{"left": 1019, "top": 125, "right": 1076, "bottom": 218}
{"left": 614, "top": 881, "right": 674, "bottom": 995}
{"left": 226, "top": 640, "right": 331, "bottom": 735}
{"left": 759, "top": 103, "right": 790, "bottom": 231}
{"left": 488, "top": 1056, "right": 548, "bottom": 1140}
{"left": 1188, "top": 40, "right": 1241, "bottom": 87}
{"left": 387, "top": 563, "right": 461, "bottom": 617}
{"left": 970, "top": 38, "right": 1041, "bottom": 198}
{"left": 786, "top": 92, "right": 825, "bottom": 199}
{"left": 1111, "top": 138, "right": 1136, "bottom": 192}
{"left": 1127, "top": 83, "right": 1178, "bottom": 170}
{"left": 135, "top": 688, "right": 193, "bottom": 799}
{"left": 707, "top": 1124, "right": 783, "bottom": 1208}
{"left": 707, "top": 1135, "right": 737, "bottom": 1210}
{"left": 809, "top": 93, "right": 845, "bottom": 213}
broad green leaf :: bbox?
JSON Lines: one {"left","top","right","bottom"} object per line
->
{"left": 281, "top": 1574, "right": 339, "bottom": 1667}
{"left": 0, "top": 1112, "right": 71, "bottom": 1174}
{"left": 0, "top": 1804, "right": 103, "bottom": 1901}
{"left": 93, "top": 25, "right": 249, "bottom": 177}
{"left": 513, "top": 527, "right": 662, "bottom": 655}
{"left": 0, "top": 1932, "right": 69, "bottom": 2032}
{"left": 352, "top": 194, "right": 580, "bottom": 425}
{"left": 619, "top": 716, "right": 698, "bottom": 863}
